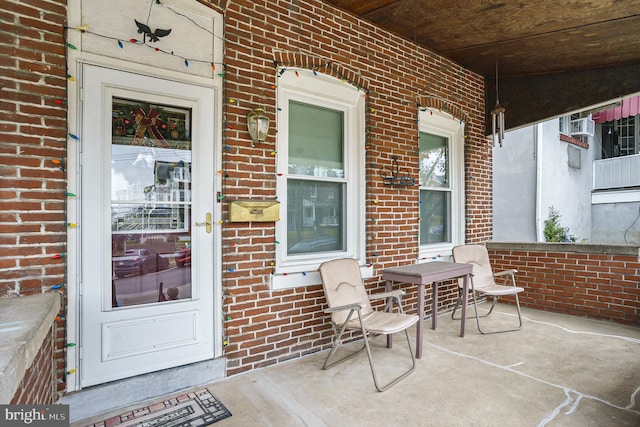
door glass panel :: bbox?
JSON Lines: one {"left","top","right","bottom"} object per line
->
{"left": 110, "top": 98, "right": 192, "bottom": 307}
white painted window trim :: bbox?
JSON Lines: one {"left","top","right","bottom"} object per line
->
{"left": 559, "top": 115, "right": 571, "bottom": 135}
{"left": 272, "top": 69, "right": 367, "bottom": 289}
{"left": 418, "top": 110, "right": 465, "bottom": 262}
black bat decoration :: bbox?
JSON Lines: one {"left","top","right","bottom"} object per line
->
{"left": 134, "top": 19, "right": 172, "bottom": 43}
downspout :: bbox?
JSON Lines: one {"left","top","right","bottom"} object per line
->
{"left": 535, "top": 123, "right": 544, "bottom": 242}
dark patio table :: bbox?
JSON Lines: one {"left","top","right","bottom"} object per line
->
{"left": 383, "top": 261, "right": 473, "bottom": 358}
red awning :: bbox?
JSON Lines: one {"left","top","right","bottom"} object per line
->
{"left": 592, "top": 95, "right": 640, "bottom": 124}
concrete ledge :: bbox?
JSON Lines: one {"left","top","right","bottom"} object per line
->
{"left": 0, "top": 293, "right": 61, "bottom": 403}
{"left": 487, "top": 241, "right": 640, "bottom": 259}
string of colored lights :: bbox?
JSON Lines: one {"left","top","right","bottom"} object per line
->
{"left": 64, "top": 25, "right": 224, "bottom": 72}
{"left": 59, "top": 25, "right": 76, "bottom": 379}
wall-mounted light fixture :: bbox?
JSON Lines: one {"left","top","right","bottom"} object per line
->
{"left": 246, "top": 107, "right": 269, "bottom": 143}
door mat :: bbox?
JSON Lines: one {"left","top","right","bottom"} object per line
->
{"left": 82, "top": 387, "right": 231, "bottom": 427}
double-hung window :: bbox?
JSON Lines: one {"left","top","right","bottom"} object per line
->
{"left": 274, "top": 70, "right": 366, "bottom": 288}
{"left": 418, "top": 110, "right": 465, "bottom": 260}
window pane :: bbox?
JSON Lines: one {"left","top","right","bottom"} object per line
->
{"left": 420, "top": 190, "right": 451, "bottom": 244}
{"left": 110, "top": 98, "right": 193, "bottom": 308}
{"left": 419, "top": 132, "right": 449, "bottom": 188}
{"left": 287, "top": 180, "right": 344, "bottom": 254}
{"left": 619, "top": 116, "right": 635, "bottom": 156}
{"left": 288, "top": 101, "right": 344, "bottom": 178}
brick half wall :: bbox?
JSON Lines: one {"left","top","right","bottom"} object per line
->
{"left": 487, "top": 242, "right": 640, "bottom": 326}
{"left": 10, "top": 325, "right": 56, "bottom": 404}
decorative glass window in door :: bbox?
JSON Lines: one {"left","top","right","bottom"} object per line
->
{"left": 110, "top": 98, "right": 192, "bottom": 307}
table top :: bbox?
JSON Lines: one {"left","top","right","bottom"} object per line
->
{"left": 382, "top": 261, "right": 472, "bottom": 284}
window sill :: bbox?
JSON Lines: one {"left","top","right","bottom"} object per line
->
{"left": 559, "top": 133, "right": 589, "bottom": 149}
{"left": 271, "top": 264, "right": 374, "bottom": 290}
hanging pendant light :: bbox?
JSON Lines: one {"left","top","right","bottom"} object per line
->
{"left": 491, "top": 47, "right": 505, "bottom": 147}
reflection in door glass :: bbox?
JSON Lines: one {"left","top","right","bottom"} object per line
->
{"left": 110, "top": 98, "right": 192, "bottom": 307}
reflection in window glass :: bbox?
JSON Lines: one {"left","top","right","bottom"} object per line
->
{"left": 288, "top": 101, "right": 344, "bottom": 178}
{"left": 286, "top": 101, "right": 346, "bottom": 255}
{"left": 111, "top": 232, "right": 191, "bottom": 307}
{"left": 287, "top": 180, "right": 344, "bottom": 254}
{"left": 419, "top": 131, "right": 451, "bottom": 245}
{"left": 419, "top": 132, "right": 448, "bottom": 187}
{"left": 110, "top": 98, "right": 192, "bottom": 308}
{"left": 420, "top": 190, "right": 451, "bottom": 244}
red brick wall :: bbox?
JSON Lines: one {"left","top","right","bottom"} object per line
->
{"left": 488, "top": 243, "right": 640, "bottom": 326}
{"left": 1, "top": 0, "right": 490, "bottom": 386}
{"left": 0, "top": 0, "right": 69, "bottom": 392}
{"left": 10, "top": 326, "right": 57, "bottom": 404}
{"left": 221, "top": 0, "right": 488, "bottom": 375}
{"left": 0, "top": 0, "right": 68, "bottom": 294}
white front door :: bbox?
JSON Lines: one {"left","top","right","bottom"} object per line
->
{"left": 80, "top": 64, "right": 218, "bottom": 387}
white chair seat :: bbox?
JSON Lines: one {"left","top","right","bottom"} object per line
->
{"left": 347, "top": 311, "right": 418, "bottom": 335}
{"left": 480, "top": 284, "right": 524, "bottom": 296}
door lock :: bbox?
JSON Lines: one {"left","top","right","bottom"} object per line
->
{"left": 195, "top": 212, "right": 212, "bottom": 233}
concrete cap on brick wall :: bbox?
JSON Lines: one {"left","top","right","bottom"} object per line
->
{"left": 487, "top": 241, "right": 640, "bottom": 260}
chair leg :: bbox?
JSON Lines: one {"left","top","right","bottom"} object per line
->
{"left": 323, "top": 310, "right": 368, "bottom": 370}
{"left": 476, "top": 293, "right": 523, "bottom": 334}
{"left": 365, "top": 328, "right": 416, "bottom": 392}
{"left": 451, "top": 288, "right": 492, "bottom": 320}
{"left": 450, "top": 288, "right": 463, "bottom": 320}
{"left": 325, "top": 308, "right": 416, "bottom": 392}
{"left": 485, "top": 295, "right": 499, "bottom": 316}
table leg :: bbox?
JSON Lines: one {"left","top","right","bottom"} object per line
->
{"left": 386, "top": 279, "right": 393, "bottom": 349}
{"left": 460, "top": 274, "right": 469, "bottom": 337}
{"left": 416, "top": 283, "right": 424, "bottom": 359}
{"left": 431, "top": 281, "right": 437, "bottom": 330}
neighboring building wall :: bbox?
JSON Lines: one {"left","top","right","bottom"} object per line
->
{"left": 591, "top": 122, "right": 640, "bottom": 244}
{"left": 488, "top": 242, "right": 640, "bottom": 326}
{"left": 493, "top": 126, "right": 538, "bottom": 241}
{"left": 592, "top": 201, "right": 640, "bottom": 244}
{"left": 493, "top": 119, "right": 595, "bottom": 242}
{"left": 0, "top": 0, "right": 68, "bottom": 394}
{"left": 539, "top": 121, "right": 593, "bottom": 242}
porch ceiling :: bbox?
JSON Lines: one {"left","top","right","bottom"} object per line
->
{"left": 324, "top": 0, "right": 640, "bottom": 131}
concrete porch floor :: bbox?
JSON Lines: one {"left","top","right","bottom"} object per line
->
{"left": 72, "top": 303, "right": 640, "bottom": 426}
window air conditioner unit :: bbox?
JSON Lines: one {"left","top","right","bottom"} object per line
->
{"left": 570, "top": 117, "right": 595, "bottom": 137}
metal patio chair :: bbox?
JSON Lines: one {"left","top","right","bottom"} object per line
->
{"left": 452, "top": 244, "right": 524, "bottom": 334}
{"left": 318, "top": 258, "right": 419, "bottom": 392}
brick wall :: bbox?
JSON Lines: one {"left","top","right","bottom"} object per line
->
{"left": 0, "top": 0, "right": 68, "bottom": 294}
{"left": 0, "top": 0, "right": 69, "bottom": 392}
{"left": 488, "top": 242, "right": 640, "bottom": 326}
{"left": 221, "top": 0, "right": 488, "bottom": 375}
{"left": 1, "top": 0, "right": 491, "bottom": 387}
{"left": 10, "top": 325, "right": 57, "bottom": 404}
